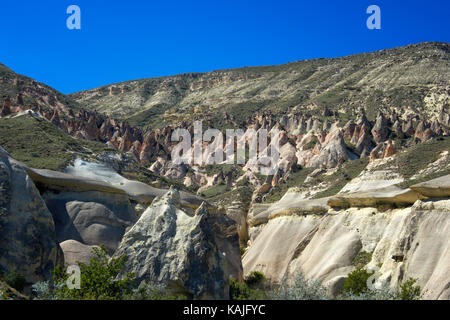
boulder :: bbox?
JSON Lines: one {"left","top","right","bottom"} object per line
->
{"left": 60, "top": 240, "right": 99, "bottom": 267}
{"left": 113, "top": 188, "right": 242, "bottom": 299}
{"left": 0, "top": 147, "right": 63, "bottom": 287}
{"left": 43, "top": 191, "right": 137, "bottom": 254}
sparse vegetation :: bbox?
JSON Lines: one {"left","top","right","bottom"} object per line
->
{"left": 32, "top": 246, "right": 194, "bottom": 300}
{"left": 394, "top": 136, "right": 450, "bottom": 180}
{"left": 263, "top": 167, "right": 314, "bottom": 203}
{"left": 352, "top": 251, "right": 373, "bottom": 269}
{"left": 312, "top": 158, "right": 369, "bottom": 199}
{"left": 199, "top": 183, "right": 229, "bottom": 198}
{"left": 127, "top": 283, "right": 187, "bottom": 300}
{"left": 269, "top": 273, "right": 329, "bottom": 300}
{"left": 303, "top": 136, "right": 319, "bottom": 150}
{"left": 72, "top": 43, "right": 449, "bottom": 128}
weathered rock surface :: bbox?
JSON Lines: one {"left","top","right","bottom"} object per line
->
{"left": 410, "top": 174, "right": 450, "bottom": 198}
{"left": 12, "top": 162, "right": 137, "bottom": 253}
{"left": 43, "top": 192, "right": 137, "bottom": 253}
{"left": 339, "top": 168, "right": 404, "bottom": 193}
{"left": 64, "top": 158, "right": 210, "bottom": 210}
{"left": 327, "top": 186, "right": 421, "bottom": 208}
{"left": 244, "top": 198, "right": 450, "bottom": 299}
{"left": 248, "top": 194, "right": 329, "bottom": 228}
{"left": 308, "top": 129, "right": 357, "bottom": 168}
{"left": 113, "top": 188, "right": 243, "bottom": 299}
{"left": 60, "top": 240, "right": 99, "bottom": 267}
{"left": 0, "top": 147, "right": 63, "bottom": 286}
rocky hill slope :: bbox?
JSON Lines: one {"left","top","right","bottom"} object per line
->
{"left": 70, "top": 42, "right": 449, "bottom": 129}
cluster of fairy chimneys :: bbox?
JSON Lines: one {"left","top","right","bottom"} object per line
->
{"left": 1, "top": 91, "right": 448, "bottom": 167}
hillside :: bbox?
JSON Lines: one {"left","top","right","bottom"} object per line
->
{"left": 0, "top": 63, "right": 80, "bottom": 116}
{"left": 70, "top": 42, "right": 450, "bottom": 129}
{"left": 0, "top": 41, "right": 449, "bottom": 301}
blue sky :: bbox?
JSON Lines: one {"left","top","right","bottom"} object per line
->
{"left": 0, "top": 0, "right": 448, "bottom": 94}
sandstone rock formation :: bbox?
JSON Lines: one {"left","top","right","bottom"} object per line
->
{"left": 327, "top": 186, "right": 422, "bottom": 208}
{"left": 44, "top": 193, "right": 137, "bottom": 253}
{"left": 243, "top": 173, "right": 450, "bottom": 299}
{"left": 410, "top": 174, "right": 450, "bottom": 198}
{"left": 0, "top": 147, "right": 63, "bottom": 287}
{"left": 59, "top": 240, "right": 99, "bottom": 267}
{"left": 113, "top": 188, "right": 243, "bottom": 299}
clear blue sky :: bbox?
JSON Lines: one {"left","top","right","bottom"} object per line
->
{"left": 0, "top": 0, "right": 448, "bottom": 94}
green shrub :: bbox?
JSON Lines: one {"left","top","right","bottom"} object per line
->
{"left": 229, "top": 278, "right": 265, "bottom": 300}
{"left": 1, "top": 269, "right": 26, "bottom": 293}
{"left": 50, "top": 245, "right": 135, "bottom": 300}
{"left": 397, "top": 278, "right": 422, "bottom": 300}
{"left": 244, "top": 271, "right": 265, "bottom": 286}
{"left": 342, "top": 268, "right": 374, "bottom": 296}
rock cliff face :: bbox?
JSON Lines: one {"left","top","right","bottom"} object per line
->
{"left": 243, "top": 172, "right": 450, "bottom": 299}
{"left": 0, "top": 147, "right": 63, "bottom": 287}
{"left": 113, "top": 188, "right": 243, "bottom": 300}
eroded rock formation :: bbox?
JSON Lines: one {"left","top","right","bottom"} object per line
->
{"left": 0, "top": 147, "right": 63, "bottom": 287}
{"left": 113, "top": 188, "right": 243, "bottom": 299}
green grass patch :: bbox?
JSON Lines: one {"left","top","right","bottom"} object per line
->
{"left": 393, "top": 136, "right": 450, "bottom": 180}
{"left": 0, "top": 115, "right": 114, "bottom": 171}
{"left": 198, "top": 183, "right": 230, "bottom": 198}
{"left": 312, "top": 158, "right": 369, "bottom": 199}
{"left": 263, "top": 167, "right": 315, "bottom": 203}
